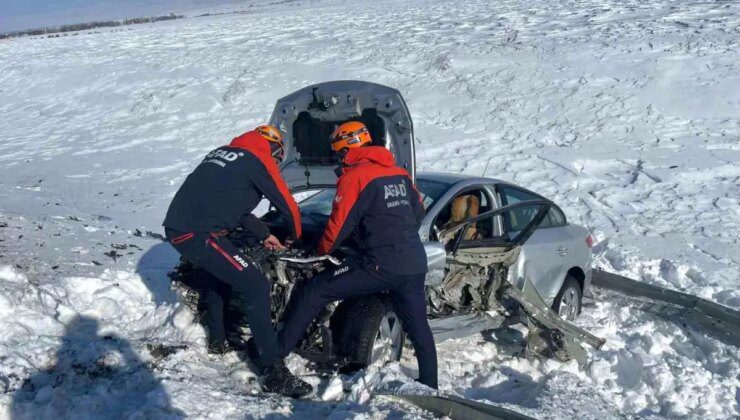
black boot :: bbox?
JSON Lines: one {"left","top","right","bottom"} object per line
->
{"left": 207, "top": 339, "right": 231, "bottom": 355}
{"left": 261, "top": 359, "right": 313, "bottom": 398}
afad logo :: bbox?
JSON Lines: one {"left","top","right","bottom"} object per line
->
{"left": 384, "top": 183, "right": 407, "bottom": 200}
{"left": 232, "top": 254, "right": 251, "bottom": 269}
{"left": 333, "top": 266, "right": 350, "bottom": 277}
{"left": 206, "top": 148, "right": 245, "bottom": 162}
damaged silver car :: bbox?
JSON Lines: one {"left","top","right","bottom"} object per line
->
{"left": 170, "top": 81, "right": 604, "bottom": 371}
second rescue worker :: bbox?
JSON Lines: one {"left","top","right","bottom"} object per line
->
{"left": 277, "top": 122, "right": 439, "bottom": 389}
{"left": 162, "top": 125, "right": 311, "bottom": 397}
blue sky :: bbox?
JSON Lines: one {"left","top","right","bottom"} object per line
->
{"left": 0, "top": 0, "right": 248, "bottom": 33}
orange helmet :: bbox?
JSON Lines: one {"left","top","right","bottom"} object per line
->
{"left": 330, "top": 121, "right": 372, "bottom": 152}
{"left": 256, "top": 124, "right": 285, "bottom": 159}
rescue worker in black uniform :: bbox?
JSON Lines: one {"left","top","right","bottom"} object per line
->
{"left": 163, "top": 125, "right": 312, "bottom": 397}
{"left": 277, "top": 122, "right": 439, "bottom": 389}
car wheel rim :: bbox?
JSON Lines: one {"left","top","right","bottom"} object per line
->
{"left": 558, "top": 287, "right": 580, "bottom": 320}
{"left": 369, "top": 312, "right": 403, "bottom": 367}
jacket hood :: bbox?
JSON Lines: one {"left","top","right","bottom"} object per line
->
{"left": 229, "top": 130, "right": 272, "bottom": 157}
{"left": 343, "top": 146, "right": 396, "bottom": 167}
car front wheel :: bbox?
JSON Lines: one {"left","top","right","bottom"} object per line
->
{"left": 552, "top": 275, "right": 582, "bottom": 320}
{"left": 331, "top": 295, "right": 405, "bottom": 370}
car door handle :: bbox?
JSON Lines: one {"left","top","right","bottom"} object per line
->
{"left": 556, "top": 247, "right": 568, "bottom": 256}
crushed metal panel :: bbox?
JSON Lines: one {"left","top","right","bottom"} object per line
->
{"left": 502, "top": 277, "right": 605, "bottom": 367}
{"left": 518, "top": 277, "right": 605, "bottom": 349}
{"left": 388, "top": 393, "right": 537, "bottom": 420}
{"left": 426, "top": 262, "right": 490, "bottom": 314}
{"left": 451, "top": 246, "right": 521, "bottom": 267}
{"left": 593, "top": 270, "right": 740, "bottom": 347}
{"left": 428, "top": 313, "right": 505, "bottom": 343}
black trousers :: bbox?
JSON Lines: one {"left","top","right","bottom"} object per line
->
{"left": 165, "top": 228, "right": 279, "bottom": 366}
{"left": 194, "top": 271, "right": 235, "bottom": 350}
{"left": 278, "top": 262, "right": 438, "bottom": 389}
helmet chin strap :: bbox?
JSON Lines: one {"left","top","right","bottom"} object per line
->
{"left": 333, "top": 149, "right": 348, "bottom": 177}
{"left": 269, "top": 141, "right": 284, "bottom": 162}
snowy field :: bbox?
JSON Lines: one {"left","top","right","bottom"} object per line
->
{"left": 1, "top": 0, "right": 739, "bottom": 418}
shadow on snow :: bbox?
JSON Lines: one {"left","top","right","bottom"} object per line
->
{"left": 136, "top": 240, "right": 181, "bottom": 306}
{"left": 11, "top": 315, "right": 183, "bottom": 419}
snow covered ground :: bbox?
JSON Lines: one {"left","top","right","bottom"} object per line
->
{"left": 1, "top": 0, "right": 738, "bottom": 418}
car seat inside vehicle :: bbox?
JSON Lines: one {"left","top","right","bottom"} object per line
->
{"left": 433, "top": 189, "right": 493, "bottom": 243}
{"left": 291, "top": 108, "right": 387, "bottom": 165}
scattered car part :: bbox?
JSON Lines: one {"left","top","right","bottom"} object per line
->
{"left": 593, "top": 269, "right": 740, "bottom": 347}
{"left": 380, "top": 392, "right": 536, "bottom": 420}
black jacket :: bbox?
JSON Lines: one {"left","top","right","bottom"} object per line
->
{"left": 318, "top": 146, "right": 426, "bottom": 275}
{"left": 163, "top": 131, "right": 301, "bottom": 239}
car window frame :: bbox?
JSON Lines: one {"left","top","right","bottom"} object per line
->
{"left": 440, "top": 199, "right": 553, "bottom": 254}
{"left": 494, "top": 184, "right": 567, "bottom": 231}
{"left": 544, "top": 206, "right": 567, "bottom": 228}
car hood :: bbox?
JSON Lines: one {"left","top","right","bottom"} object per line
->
{"left": 268, "top": 80, "right": 415, "bottom": 191}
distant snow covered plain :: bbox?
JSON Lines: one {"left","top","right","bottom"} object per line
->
{"left": 0, "top": 0, "right": 738, "bottom": 418}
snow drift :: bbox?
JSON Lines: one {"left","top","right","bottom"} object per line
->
{"left": 1, "top": 0, "right": 738, "bottom": 418}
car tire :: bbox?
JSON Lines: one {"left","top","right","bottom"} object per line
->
{"left": 552, "top": 275, "right": 582, "bottom": 320}
{"left": 330, "top": 295, "right": 405, "bottom": 370}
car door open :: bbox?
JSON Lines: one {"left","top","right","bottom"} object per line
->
{"left": 439, "top": 200, "right": 552, "bottom": 256}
